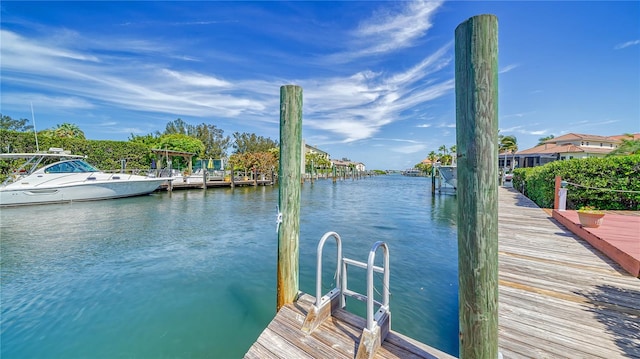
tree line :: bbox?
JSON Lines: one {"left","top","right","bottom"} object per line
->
{"left": 1, "top": 114, "right": 279, "bottom": 174}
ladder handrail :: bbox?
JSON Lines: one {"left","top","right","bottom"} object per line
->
{"left": 366, "top": 241, "right": 389, "bottom": 331}
{"left": 315, "top": 231, "right": 343, "bottom": 307}
{"left": 313, "top": 232, "right": 390, "bottom": 332}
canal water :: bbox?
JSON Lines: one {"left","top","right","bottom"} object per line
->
{"left": 1, "top": 174, "right": 459, "bottom": 358}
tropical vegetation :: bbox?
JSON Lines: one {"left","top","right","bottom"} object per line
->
{"left": 0, "top": 130, "right": 151, "bottom": 181}
{"left": 0, "top": 114, "right": 280, "bottom": 181}
{"left": 499, "top": 134, "right": 518, "bottom": 171}
{"left": 415, "top": 144, "right": 457, "bottom": 174}
{"left": 512, "top": 155, "right": 640, "bottom": 210}
{"left": 607, "top": 134, "right": 640, "bottom": 156}
{"left": 537, "top": 135, "right": 555, "bottom": 145}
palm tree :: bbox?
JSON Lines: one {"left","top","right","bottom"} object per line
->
{"left": 427, "top": 151, "right": 437, "bottom": 163}
{"left": 537, "top": 135, "right": 555, "bottom": 146}
{"left": 438, "top": 144, "right": 448, "bottom": 156}
{"left": 499, "top": 135, "right": 518, "bottom": 170}
{"left": 607, "top": 134, "right": 640, "bottom": 156}
{"left": 449, "top": 145, "right": 457, "bottom": 165}
{"left": 53, "top": 123, "right": 85, "bottom": 139}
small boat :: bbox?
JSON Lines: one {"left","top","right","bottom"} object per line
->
{"left": 401, "top": 168, "right": 423, "bottom": 177}
{"left": 436, "top": 164, "right": 457, "bottom": 189}
{"left": 0, "top": 148, "right": 171, "bottom": 207}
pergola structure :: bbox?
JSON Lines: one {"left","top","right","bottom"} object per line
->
{"left": 151, "top": 149, "right": 195, "bottom": 174}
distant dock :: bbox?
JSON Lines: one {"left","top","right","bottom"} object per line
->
{"left": 158, "top": 178, "right": 273, "bottom": 191}
{"left": 246, "top": 186, "right": 640, "bottom": 358}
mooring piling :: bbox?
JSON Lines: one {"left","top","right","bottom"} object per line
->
{"left": 276, "top": 85, "right": 303, "bottom": 311}
{"left": 455, "top": 14, "right": 499, "bottom": 359}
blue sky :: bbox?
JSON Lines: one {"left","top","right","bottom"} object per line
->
{"left": 1, "top": 1, "right": 638, "bottom": 170}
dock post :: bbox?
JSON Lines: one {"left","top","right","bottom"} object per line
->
{"left": 277, "top": 85, "right": 303, "bottom": 311}
{"left": 554, "top": 176, "right": 561, "bottom": 209}
{"left": 554, "top": 176, "right": 567, "bottom": 211}
{"left": 431, "top": 166, "right": 436, "bottom": 194}
{"left": 254, "top": 167, "right": 258, "bottom": 186}
{"left": 455, "top": 14, "right": 499, "bottom": 358}
{"left": 202, "top": 160, "right": 207, "bottom": 190}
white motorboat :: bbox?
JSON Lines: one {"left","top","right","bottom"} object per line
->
{"left": 0, "top": 148, "right": 171, "bottom": 207}
{"left": 437, "top": 165, "right": 457, "bottom": 189}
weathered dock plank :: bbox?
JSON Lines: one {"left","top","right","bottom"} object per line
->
{"left": 497, "top": 187, "right": 640, "bottom": 358}
{"left": 552, "top": 209, "right": 640, "bottom": 277}
{"left": 245, "top": 293, "right": 455, "bottom": 359}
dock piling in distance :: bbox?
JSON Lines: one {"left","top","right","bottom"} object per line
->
{"left": 201, "top": 160, "right": 207, "bottom": 190}
{"left": 455, "top": 14, "right": 499, "bottom": 358}
{"left": 276, "top": 85, "right": 303, "bottom": 311}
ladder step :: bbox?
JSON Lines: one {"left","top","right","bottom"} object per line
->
{"left": 343, "top": 257, "right": 385, "bottom": 273}
{"left": 342, "top": 289, "right": 383, "bottom": 307}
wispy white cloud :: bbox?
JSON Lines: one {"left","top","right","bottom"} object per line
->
{"left": 161, "top": 69, "right": 231, "bottom": 88}
{"left": 417, "top": 124, "right": 432, "bottom": 128}
{"left": 372, "top": 138, "right": 422, "bottom": 144}
{"left": 499, "top": 64, "right": 519, "bottom": 74}
{"left": 390, "top": 144, "right": 428, "bottom": 154}
{"left": 614, "top": 39, "right": 640, "bottom": 49}
{"left": 1, "top": 0, "right": 454, "bottom": 145}
{"left": 1, "top": 92, "right": 95, "bottom": 110}
{"left": 98, "top": 122, "right": 118, "bottom": 127}
{"left": 500, "top": 127, "right": 551, "bottom": 136}
{"left": 501, "top": 111, "right": 536, "bottom": 119}
{"left": 325, "top": 1, "right": 443, "bottom": 63}
{"left": 528, "top": 130, "right": 547, "bottom": 136}
{"left": 593, "top": 119, "right": 620, "bottom": 125}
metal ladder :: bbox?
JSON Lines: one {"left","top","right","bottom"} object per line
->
{"left": 302, "top": 231, "right": 390, "bottom": 359}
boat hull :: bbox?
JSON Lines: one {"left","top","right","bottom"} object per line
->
{"left": 0, "top": 178, "right": 166, "bottom": 207}
{"left": 438, "top": 166, "right": 457, "bottom": 189}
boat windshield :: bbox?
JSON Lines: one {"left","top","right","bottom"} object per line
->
{"left": 45, "top": 160, "right": 99, "bottom": 174}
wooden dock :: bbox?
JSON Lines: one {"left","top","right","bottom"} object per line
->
{"left": 159, "top": 178, "right": 272, "bottom": 190}
{"left": 551, "top": 208, "right": 640, "bottom": 277}
{"left": 245, "top": 292, "right": 455, "bottom": 359}
{"left": 246, "top": 187, "right": 640, "bottom": 358}
{"left": 498, "top": 187, "right": 639, "bottom": 358}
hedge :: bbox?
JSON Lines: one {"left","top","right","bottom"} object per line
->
{"left": 1, "top": 130, "right": 152, "bottom": 182}
{"left": 512, "top": 155, "right": 640, "bottom": 210}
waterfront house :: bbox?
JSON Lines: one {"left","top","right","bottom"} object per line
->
{"left": 514, "top": 133, "right": 639, "bottom": 168}
{"left": 304, "top": 142, "right": 366, "bottom": 172}
{"left": 304, "top": 143, "right": 330, "bottom": 162}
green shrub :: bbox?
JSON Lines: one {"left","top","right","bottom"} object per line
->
{"left": 1, "top": 130, "right": 153, "bottom": 181}
{"left": 513, "top": 155, "right": 640, "bottom": 210}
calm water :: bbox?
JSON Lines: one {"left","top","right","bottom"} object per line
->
{"left": 1, "top": 175, "right": 459, "bottom": 358}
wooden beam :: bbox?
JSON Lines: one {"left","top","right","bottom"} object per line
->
{"left": 277, "top": 85, "right": 303, "bottom": 311}
{"left": 554, "top": 176, "right": 562, "bottom": 209}
{"left": 455, "top": 14, "right": 499, "bottom": 358}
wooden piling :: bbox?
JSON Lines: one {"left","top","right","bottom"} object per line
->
{"left": 276, "top": 85, "right": 303, "bottom": 311}
{"left": 201, "top": 160, "right": 207, "bottom": 190}
{"left": 553, "top": 176, "right": 562, "bottom": 210}
{"left": 455, "top": 14, "right": 499, "bottom": 359}
{"left": 254, "top": 167, "right": 258, "bottom": 186}
{"left": 431, "top": 166, "right": 436, "bottom": 195}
